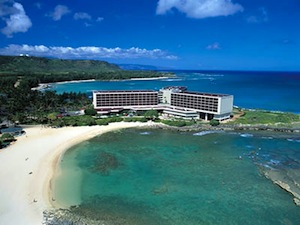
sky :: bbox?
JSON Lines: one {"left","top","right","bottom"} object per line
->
{"left": 0, "top": 0, "right": 299, "bottom": 71}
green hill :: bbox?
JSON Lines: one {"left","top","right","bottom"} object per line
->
{"left": 0, "top": 55, "right": 120, "bottom": 75}
{"left": 0, "top": 55, "right": 167, "bottom": 83}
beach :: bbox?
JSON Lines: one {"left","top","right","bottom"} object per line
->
{"left": 129, "top": 76, "right": 169, "bottom": 81}
{"left": 0, "top": 122, "right": 147, "bottom": 225}
{"left": 31, "top": 79, "right": 97, "bottom": 91}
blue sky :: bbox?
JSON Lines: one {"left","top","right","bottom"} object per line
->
{"left": 0, "top": 0, "right": 299, "bottom": 71}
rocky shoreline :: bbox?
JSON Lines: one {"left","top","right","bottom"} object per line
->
{"left": 150, "top": 122, "right": 300, "bottom": 133}
{"left": 43, "top": 209, "right": 110, "bottom": 225}
{"left": 259, "top": 166, "right": 300, "bottom": 206}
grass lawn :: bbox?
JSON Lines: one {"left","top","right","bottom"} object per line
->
{"left": 228, "top": 109, "right": 300, "bottom": 125}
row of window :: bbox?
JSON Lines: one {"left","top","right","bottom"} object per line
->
{"left": 96, "top": 94, "right": 158, "bottom": 106}
{"left": 172, "top": 94, "right": 218, "bottom": 102}
{"left": 96, "top": 93, "right": 157, "bottom": 98}
{"left": 171, "top": 95, "right": 219, "bottom": 112}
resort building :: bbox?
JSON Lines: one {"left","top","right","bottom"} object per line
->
{"left": 93, "top": 86, "right": 233, "bottom": 121}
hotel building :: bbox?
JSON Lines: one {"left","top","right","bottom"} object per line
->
{"left": 93, "top": 86, "right": 233, "bottom": 121}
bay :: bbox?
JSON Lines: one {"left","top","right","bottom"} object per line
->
{"left": 54, "top": 129, "right": 300, "bottom": 225}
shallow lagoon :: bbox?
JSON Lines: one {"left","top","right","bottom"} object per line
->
{"left": 54, "top": 128, "right": 300, "bottom": 225}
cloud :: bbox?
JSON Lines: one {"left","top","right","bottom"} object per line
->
{"left": 206, "top": 42, "right": 221, "bottom": 50}
{"left": 247, "top": 7, "right": 268, "bottom": 24}
{"left": 74, "top": 12, "right": 91, "bottom": 20}
{"left": 0, "top": 44, "right": 178, "bottom": 60}
{"left": 156, "top": 0, "right": 244, "bottom": 19}
{"left": 49, "top": 5, "right": 70, "bottom": 21}
{"left": 34, "top": 2, "right": 42, "bottom": 9}
{"left": 96, "top": 17, "right": 104, "bottom": 22}
{"left": 0, "top": 1, "right": 32, "bottom": 37}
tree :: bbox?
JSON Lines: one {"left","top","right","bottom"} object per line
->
{"left": 47, "top": 113, "right": 57, "bottom": 123}
{"left": 210, "top": 119, "right": 220, "bottom": 126}
{"left": 84, "top": 107, "right": 97, "bottom": 116}
{"left": 1, "top": 133, "right": 15, "bottom": 142}
{"left": 144, "top": 110, "right": 159, "bottom": 120}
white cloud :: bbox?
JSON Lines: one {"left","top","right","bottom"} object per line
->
{"left": 156, "top": 0, "right": 244, "bottom": 19}
{"left": 206, "top": 42, "right": 221, "bottom": 50}
{"left": 74, "top": 12, "right": 91, "bottom": 20}
{"left": 96, "top": 17, "right": 104, "bottom": 22}
{"left": 247, "top": 7, "right": 268, "bottom": 24}
{"left": 49, "top": 5, "right": 70, "bottom": 21}
{"left": 0, "top": 44, "right": 178, "bottom": 60}
{"left": 0, "top": 1, "right": 32, "bottom": 37}
{"left": 34, "top": 2, "right": 42, "bottom": 9}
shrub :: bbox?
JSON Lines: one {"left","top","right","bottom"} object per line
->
{"left": 124, "top": 117, "right": 148, "bottom": 122}
{"left": 108, "top": 117, "right": 123, "bottom": 123}
{"left": 210, "top": 119, "right": 220, "bottom": 126}
{"left": 0, "top": 133, "right": 16, "bottom": 142}
{"left": 96, "top": 119, "right": 109, "bottom": 126}
{"left": 144, "top": 110, "right": 159, "bottom": 120}
{"left": 162, "top": 120, "right": 188, "bottom": 127}
{"left": 84, "top": 108, "right": 97, "bottom": 116}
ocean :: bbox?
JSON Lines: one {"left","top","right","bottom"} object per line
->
{"left": 50, "top": 70, "right": 300, "bottom": 113}
{"left": 51, "top": 70, "right": 300, "bottom": 224}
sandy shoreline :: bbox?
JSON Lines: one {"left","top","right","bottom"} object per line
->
{"left": 129, "top": 76, "right": 169, "bottom": 81}
{"left": 30, "top": 77, "right": 169, "bottom": 91}
{"left": 31, "top": 79, "right": 96, "bottom": 91}
{"left": 0, "top": 122, "right": 147, "bottom": 225}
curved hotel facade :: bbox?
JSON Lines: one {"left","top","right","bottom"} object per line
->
{"left": 93, "top": 86, "right": 233, "bottom": 121}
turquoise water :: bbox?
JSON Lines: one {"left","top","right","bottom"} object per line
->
{"left": 54, "top": 129, "right": 300, "bottom": 225}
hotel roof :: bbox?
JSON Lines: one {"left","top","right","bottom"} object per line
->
{"left": 176, "top": 91, "right": 230, "bottom": 97}
{"left": 93, "top": 90, "right": 156, "bottom": 93}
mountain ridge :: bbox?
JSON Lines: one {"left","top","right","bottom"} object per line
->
{"left": 0, "top": 55, "right": 121, "bottom": 76}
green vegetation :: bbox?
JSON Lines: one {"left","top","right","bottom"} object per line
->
{"left": 0, "top": 55, "right": 119, "bottom": 74}
{"left": 0, "top": 74, "right": 169, "bottom": 127}
{"left": 0, "top": 133, "right": 15, "bottom": 149}
{"left": 209, "top": 119, "right": 220, "bottom": 126}
{"left": 0, "top": 133, "right": 15, "bottom": 142}
{"left": 0, "top": 56, "right": 170, "bottom": 84}
{"left": 144, "top": 109, "right": 159, "bottom": 120}
{"left": 228, "top": 109, "right": 300, "bottom": 125}
{"left": 0, "top": 77, "right": 91, "bottom": 124}
{"left": 123, "top": 117, "right": 148, "bottom": 123}
{"left": 84, "top": 107, "right": 97, "bottom": 116}
{"left": 95, "top": 117, "right": 123, "bottom": 126}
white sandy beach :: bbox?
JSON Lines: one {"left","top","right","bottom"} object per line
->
{"left": 31, "top": 79, "right": 97, "bottom": 91}
{"left": 0, "top": 122, "right": 147, "bottom": 225}
{"left": 129, "top": 76, "right": 169, "bottom": 81}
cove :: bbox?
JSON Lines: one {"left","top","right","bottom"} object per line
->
{"left": 53, "top": 128, "right": 300, "bottom": 225}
